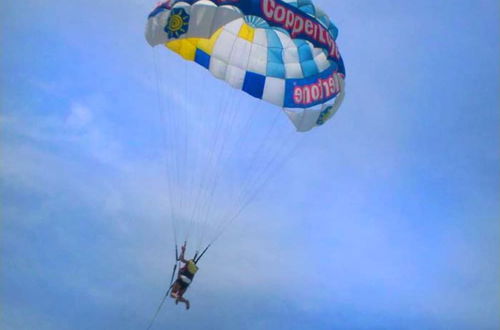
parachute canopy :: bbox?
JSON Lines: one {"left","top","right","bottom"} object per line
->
{"left": 146, "top": 0, "right": 345, "bottom": 131}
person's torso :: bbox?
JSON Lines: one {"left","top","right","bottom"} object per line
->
{"left": 180, "top": 260, "right": 198, "bottom": 280}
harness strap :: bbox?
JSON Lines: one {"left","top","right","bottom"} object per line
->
{"left": 194, "top": 244, "right": 211, "bottom": 264}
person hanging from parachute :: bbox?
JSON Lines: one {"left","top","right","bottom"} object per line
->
{"left": 170, "top": 242, "right": 198, "bottom": 310}
{"left": 145, "top": 0, "right": 346, "bottom": 325}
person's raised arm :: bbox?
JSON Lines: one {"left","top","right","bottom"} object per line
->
{"left": 179, "top": 242, "right": 188, "bottom": 263}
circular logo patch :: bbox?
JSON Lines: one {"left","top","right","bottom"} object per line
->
{"left": 165, "top": 8, "right": 190, "bottom": 39}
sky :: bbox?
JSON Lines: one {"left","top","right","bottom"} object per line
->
{"left": 1, "top": 0, "right": 499, "bottom": 329}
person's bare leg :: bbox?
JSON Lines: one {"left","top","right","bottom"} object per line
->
{"left": 175, "top": 296, "right": 190, "bottom": 310}
{"left": 171, "top": 283, "right": 180, "bottom": 300}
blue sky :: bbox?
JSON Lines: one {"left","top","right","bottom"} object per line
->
{"left": 1, "top": 0, "right": 499, "bottom": 329}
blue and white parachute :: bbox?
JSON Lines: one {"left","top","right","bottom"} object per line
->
{"left": 146, "top": 0, "right": 345, "bottom": 131}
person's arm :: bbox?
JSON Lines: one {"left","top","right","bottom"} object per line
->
{"left": 179, "top": 242, "right": 188, "bottom": 263}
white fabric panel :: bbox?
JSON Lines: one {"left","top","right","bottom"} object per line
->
{"left": 209, "top": 57, "right": 228, "bottom": 80}
{"left": 247, "top": 44, "right": 268, "bottom": 75}
{"left": 284, "top": 62, "right": 303, "bottom": 79}
{"left": 247, "top": 29, "right": 268, "bottom": 75}
{"left": 276, "top": 31, "right": 303, "bottom": 79}
{"left": 211, "top": 30, "right": 237, "bottom": 62}
{"left": 275, "top": 30, "right": 294, "bottom": 49}
{"left": 284, "top": 108, "right": 322, "bottom": 132}
{"left": 262, "top": 77, "right": 285, "bottom": 107}
{"left": 314, "top": 51, "right": 330, "bottom": 72}
{"left": 311, "top": 44, "right": 323, "bottom": 56}
{"left": 252, "top": 28, "right": 268, "bottom": 47}
{"left": 225, "top": 36, "right": 251, "bottom": 89}
{"left": 223, "top": 18, "right": 244, "bottom": 35}
{"left": 224, "top": 65, "right": 247, "bottom": 89}
{"left": 229, "top": 38, "right": 252, "bottom": 70}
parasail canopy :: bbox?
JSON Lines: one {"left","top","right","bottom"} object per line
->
{"left": 146, "top": 0, "right": 345, "bottom": 132}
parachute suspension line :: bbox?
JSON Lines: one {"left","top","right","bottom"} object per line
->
{"left": 209, "top": 130, "right": 303, "bottom": 246}
{"left": 195, "top": 95, "right": 261, "bottom": 250}
{"left": 236, "top": 130, "right": 302, "bottom": 216}
{"left": 178, "top": 59, "right": 191, "bottom": 243}
{"left": 194, "top": 92, "right": 243, "bottom": 251}
{"left": 182, "top": 64, "right": 202, "bottom": 245}
{"left": 196, "top": 89, "right": 240, "bottom": 248}
{"left": 237, "top": 129, "right": 291, "bottom": 212}
{"left": 197, "top": 104, "right": 279, "bottom": 249}
{"left": 145, "top": 244, "right": 180, "bottom": 330}
{"left": 162, "top": 55, "right": 187, "bottom": 244}
{"left": 184, "top": 76, "right": 233, "bottom": 244}
{"left": 169, "top": 58, "right": 186, "bottom": 243}
{"left": 207, "top": 109, "right": 283, "bottom": 237}
{"left": 195, "top": 128, "right": 298, "bottom": 252}
{"left": 184, "top": 61, "right": 205, "bottom": 246}
{"left": 195, "top": 39, "right": 263, "bottom": 251}
{"left": 162, "top": 52, "right": 186, "bottom": 246}
{"left": 156, "top": 52, "right": 190, "bottom": 246}
{"left": 194, "top": 243, "right": 211, "bottom": 264}
{"left": 152, "top": 48, "right": 178, "bottom": 246}
{"left": 239, "top": 128, "right": 301, "bottom": 211}
{"left": 233, "top": 110, "right": 281, "bottom": 201}
{"left": 228, "top": 36, "right": 287, "bottom": 216}
{"left": 186, "top": 68, "right": 239, "bottom": 248}
{"left": 169, "top": 57, "right": 185, "bottom": 244}
{"left": 175, "top": 60, "right": 187, "bottom": 239}
{"left": 145, "top": 278, "right": 173, "bottom": 330}
{"left": 195, "top": 104, "right": 276, "bottom": 249}
{"left": 210, "top": 138, "right": 302, "bottom": 246}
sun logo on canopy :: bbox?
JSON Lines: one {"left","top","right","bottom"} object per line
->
{"left": 165, "top": 8, "right": 190, "bottom": 39}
